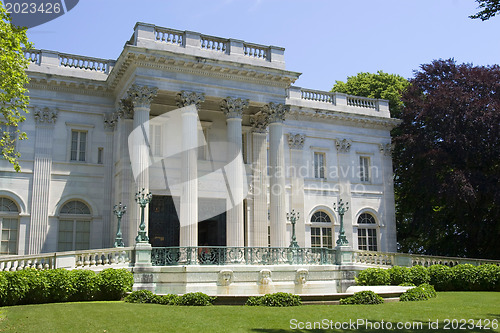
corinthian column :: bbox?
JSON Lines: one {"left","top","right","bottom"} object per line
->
{"left": 177, "top": 91, "right": 205, "bottom": 247}
{"left": 250, "top": 111, "right": 269, "bottom": 247}
{"left": 127, "top": 84, "right": 158, "bottom": 243}
{"left": 263, "top": 103, "right": 287, "bottom": 247}
{"left": 220, "top": 97, "right": 249, "bottom": 247}
{"left": 29, "top": 107, "right": 58, "bottom": 254}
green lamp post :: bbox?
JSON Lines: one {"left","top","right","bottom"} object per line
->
{"left": 334, "top": 199, "right": 349, "bottom": 246}
{"left": 287, "top": 209, "right": 300, "bottom": 248}
{"left": 135, "top": 188, "right": 152, "bottom": 243}
{"left": 113, "top": 202, "right": 126, "bottom": 247}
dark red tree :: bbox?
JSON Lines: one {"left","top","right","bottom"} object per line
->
{"left": 394, "top": 59, "right": 500, "bottom": 259}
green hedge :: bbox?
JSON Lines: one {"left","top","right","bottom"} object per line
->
{"left": 339, "top": 290, "right": 384, "bottom": 305}
{"left": 0, "top": 268, "right": 133, "bottom": 306}
{"left": 125, "top": 290, "right": 213, "bottom": 306}
{"left": 357, "top": 264, "right": 500, "bottom": 291}
{"left": 400, "top": 283, "right": 437, "bottom": 302}
{"left": 245, "top": 292, "right": 301, "bottom": 307}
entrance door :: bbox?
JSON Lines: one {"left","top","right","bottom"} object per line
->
{"left": 198, "top": 212, "right": 226, "bottom": 246}
{"left": 148, "top": 195, "right": 179, "bottom": 247}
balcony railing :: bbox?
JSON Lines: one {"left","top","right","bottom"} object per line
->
{"left": 151, "top": 246, "right": 336, "bottom": 266}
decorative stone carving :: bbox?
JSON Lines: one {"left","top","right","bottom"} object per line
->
{"left": 295, "top": 268, "right": 309, "bottom": 285}
{"left": 250, "top": 111, "right": 269, "bottom": 133}
{"left": 261, "top": 102, "right": 287, "bottom": 123}
{"left": 116, "top": 99, "right": 134, "bottom": 119}
{"left": 287, "top": 133, "right": 305, "bottom": 149}
{"left": 379, "top": 142, "right": 392, "bottom": 156}
{"left": 335, "top": 138, "right": 352, "bottom": 153}
{"left": 220, "top": 97, "right": 249, "bottom": 119}
{"left": 217, "top": 269, "right": 234, "bottom": 286}
{"left": 176, "top": 91, "right": 205, "bottom": 110}
{"left": 342, "top": 270, "right": 356, "bottom": 280}
{"left": 33, "top": 106, "right": 58, "bottom": 124}
{"left": 127, "top": 84, "right": 158, "bottom": 108}
{"left": 103, "top": 112, "right": 118, "bottom": 131}
{"left": 259, "top": 269, "right": 272, "bottom": 285}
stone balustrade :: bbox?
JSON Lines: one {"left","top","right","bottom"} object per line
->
{"left": 353, "top": 250, "right": 395, "bottom": 266}
{"left": 58, "top": 53, "right": 114, "bottom": 73}
{"left": 200, "top": 35, "right": 228, "bottom": 53}
{"left": 346, "top": 96, "right": 379, "bottom": 110}
{"left": 154, "top": 26, "right": 184, "bottom": 46}
{"left": 24, "top": 49, "right": 41, "bottom": 64}
{"left": 300, "top": 88, "right": 336, "bottom": 104}
{"left": 243, "top": 42, "right": 268, "bottom": 59}
{"left": 0, "top": 247, "right": 133, "bottom": 271}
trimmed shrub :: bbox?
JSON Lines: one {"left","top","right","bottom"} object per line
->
{"left": 125, "top": 290, "right": 156, "bottom": 304}
{"left": 245, "top": 293, "right": 302, "bottom": 307}
{"left": 451, "top": 264, "right": 479, "bottom": 291}
{"left": 96, "top": 268, "right": 134, "bottom": 301}
{"left": 153, "top": 294, "right": 179, "bottom": 305}
{"left": 400, "top": 284, "right": 436, "bottom": 302}
{"left": 398, "top": 282, "right": 416, "bottom": 286}
{"left": 43, "top": 269, "right": 74, "bottom": 303}
{"left": 388, "top": 266, "right": 412, "bottom": 285}
{"left": 340, "top": 290, "right": 384, "bottom": 305}
{"left": 0, "top": 272, "right": 7, "bottom": 306}
{"left": 409, "top": 265, "right": 430, "bottom": 285}
{"left": 428, "top": 264, "right": 453, "bottom": 291}
{"left": 476, "top": 264, "right": 500, "bottom": 291}
{"left": 22, "top": 269, "right": 49, "bottom": 305}
{"left": 177, "top": 292, "right": 216, "bottom": 306}
{"left": 356, "top": 268, "right": 390, "bottom": 286}
{"left": 245, "top": 295, "right": 263, "bottom": 306}
{"left": 69, "top": 269, "right": 98, "bottom": 301}
{"left": 3, "top": 271, "right": 31, "bottom": 306}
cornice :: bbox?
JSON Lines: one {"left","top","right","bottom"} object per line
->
{"left": 287, "top": 107, "right": 402, "bottom": 129}
{"left": 26, "top": 75, "right": 112, "bottom": 97}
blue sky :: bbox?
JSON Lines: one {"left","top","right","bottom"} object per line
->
{"left": 24, "top": 0, "right": 500, "bottom": 91}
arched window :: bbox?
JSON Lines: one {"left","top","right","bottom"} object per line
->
{"left": 357, "top": 212, "right": 378, "bottom": 251}
{"left": 58, "top": 200, "right": 91, "bottom": 252}
{"left": 0, "top": 197, "right": 19, "bottom": 255}
{"left": 310, "top": 211, "right": 333, "bottom": 249}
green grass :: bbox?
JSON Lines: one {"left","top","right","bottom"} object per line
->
{"left": 0, "top": 292, "right": 498, "bottom": 332}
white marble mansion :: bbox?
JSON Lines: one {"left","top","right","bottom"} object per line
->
{"left": 0, "top": 22, "right": 399, "bottom": 256}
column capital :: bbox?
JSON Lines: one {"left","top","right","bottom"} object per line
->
{"left": 220, "top": 97, "right": 249, "bottom": 119}
{"left": 250, "top": 111, "right": 269, "bottom": 133}
{"left": 117, "top": 99, "right": 134, "bottom": 119}
{"left": 176, "top": 91, "right": 205, "bottom": 110}
{"left": 335, "top": 138, "right": 352, "bottom": 153}
{"left": 127, "top": 84, "right": 158, "bottom": 108}
{"left": 33, "top": 106, "right": 58, "bottom": 125}
{"left": 103, "top": 112, "right": 118, "bottom": 131}
{"left": 379, "top": 142, "right": 392, "bottom": 156}
{"left": 287, "top": 133, "right": 305, "bottom": 150}
{"left": 262, "top": 102, "right": 287, "bottom": 123}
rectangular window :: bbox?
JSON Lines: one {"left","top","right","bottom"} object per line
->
{"left": 58, "top": 220, "right": 90, "bottom": 251}
{"left": 0, "top": 218, "right": 18, "bottom": 255}
{"left": 358, "top": 228, "right": 378, "bottom": 251}
{"left": 198, "top": 128, "right": 208, "bottom": 160}
{"left": 322, "top": 227, "right": 333, "bottom": 248}
{"left": 359, "top": 156, "right": 370, "bottom": 182}
{"left": 97, "top": 147, "right": 103, "bottom": 164}
{"left": 311, "top": 227, "right": 332, "bottom": 248}
{"left": 70, "top": 130, "right": 87, "bottom": 162}
{"left": 311, "top": 227, "right": 321, "bottom": 247}
{"left": 314, "top": 152, "right": 325, "bottom": 179}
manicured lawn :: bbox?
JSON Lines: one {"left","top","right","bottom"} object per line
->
{"left": 0, "top": 292, "right": 498, "bottom": 332}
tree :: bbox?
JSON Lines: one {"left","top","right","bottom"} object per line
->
{"left": 0, "top": 2, "right": 31, "bottom": 172}
{"left": 393, "top": 59, "right": 500, "bottom": 259}
{"left": 470, "top": 0, "right": 500, "bottom": 20}
{"left": 331, "top": 71, "right": 409, "bottom": 119}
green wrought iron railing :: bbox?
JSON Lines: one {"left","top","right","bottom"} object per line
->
{"left": 151, "top": 246, "right": 336, "bottom": 266}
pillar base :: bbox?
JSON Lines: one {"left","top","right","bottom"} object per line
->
{"left": 134, "top": 242, "right": 152, "bottom": 268}
{"left": 335, "top": 245, "right": 353, "bottom": 265}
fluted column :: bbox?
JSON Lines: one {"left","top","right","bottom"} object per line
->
{"left": 250, "top": 111, "right": 269, "bottom": 246}
{"left": 128, "top": 84, "right": 158, "bottom": 243}
{"left": 221, "top": 97, "right": 249, "bottom": 247}
{"left": 29, "top": 107, "right": 58, "bottom": 254}
{"left": 263, "top": 103, "right": 287, "bottom": 247}
{"left": 335, "top": 138, "right": 354, "bottom": 247}
{"left": 102, "top": 113, "right": 117, "bottom": 247}
{"left": 380, "top": 142, "right": 397, "bottom": 252}
{"left": 177, "top": 91, "right": 205, "bottom": 247}
{"left": 288, "top": 133, "right": 306, "bottom": 247}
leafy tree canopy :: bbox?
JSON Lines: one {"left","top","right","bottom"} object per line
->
{"left": 331, "top": 70, "right": 409, "bottom": 118}
{"left": 470, "top": 0, "right": 500, "bottom": 20}
{"left": 393, "top": 59, "right": 500, "bottom": 259}
{"left": 0, "top": 2, "right": 31, "bottom": 172}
